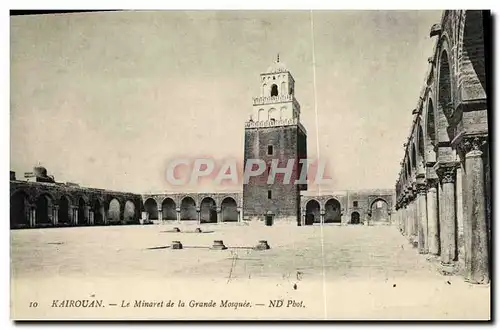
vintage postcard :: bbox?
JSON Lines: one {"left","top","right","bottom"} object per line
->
{"left": 10, "top": 9, "right": 491, "bottom": 320}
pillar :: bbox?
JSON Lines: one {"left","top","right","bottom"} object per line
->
{"left": 176, "top": 208, "right": 181, "bottom": 223}
{"left": 101, "top": 206, "right": 106, "bottom": 225}
{"left": 237, "top": 207, "right": 242, "bottom": 223}
{"left": 461, "top": 136, "right": 489, "bottom": 284}
{"left": 416, "top": 183, "right": 428, "bottom": 254}
{"left": 196, "top": 208, "right": 201, "bottom": 225}
{"left": 158, "top": 209, "right": 163, "bottom": 222}
{"left": 320, "top": 209, "right": 325, "bottom": 225}
{"left": 301, "top": 209, "right": 306, "bottom": 226}
{"left": 52, "top": 205, "right": 59, "bottom": 226}
{"left": 406, "top": 196, "right": 414, "bottom": 239}
{"left": 411, "top": 198, "right": 417, "bottom": 241}
{"left": 436, "top": 164, "right": 457, "bottom": 266}
{"left": 73, "top": 207, "right": 79, "bottom": 225}
{"left": 28, "top": 205, "right": 36, "bottom": 228}
{"left": 455, "top": 162, "right": 465, "bottom": 271}
{"left": 401, "top": 200, "right": 408, "bottom": 236}
{"left": 89, "top": 210, "right": 94, "bottom": 225}
{"left": 216, "top": 208, "right": 222, "bottom": 224}
{"left": 426, "top": 179, "right": 440, "bottom": 255}
{"left": 84, "top": 205, "right": 91, "bottom": 225}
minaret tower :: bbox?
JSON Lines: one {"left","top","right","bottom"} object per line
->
{"left": 243, "top": 56, "right": 308, "bottom": 226}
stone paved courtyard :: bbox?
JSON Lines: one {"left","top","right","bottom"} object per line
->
{"left": 10, "top": 223, "right": 490, "bottom": 320}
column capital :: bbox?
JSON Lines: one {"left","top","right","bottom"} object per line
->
{"left": 459, "top": 135, "right": 488, "bottom": 157}
{"left": 216, "top": 208, "right": 222, "bottom": 213}
{"left": 175, "top": 208, "right": 181, "bottom": 212}
{"left": 426, "top": 178, "right": 438, "bottom": 190}
{"left": 435, "top": 163, "right": 456, "bottom": 184}
{"left": 196, "top": 207, "right": 201, "bottom": 213}
{"left": 416, "top": 182, "right": 427, "bottom": 195}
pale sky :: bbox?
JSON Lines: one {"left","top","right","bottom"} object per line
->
{"left": 10, "top": 10, "right": 442, "bottom": 193}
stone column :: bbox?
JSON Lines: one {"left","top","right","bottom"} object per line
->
{"left": 411, "top": 199, "right": 417, "bottom": 242}
{"left": 320, "top": 209, "right": 325, "bottom": 225}
{"left": 406, "top": 196, "right": 414, "bottom": 240}
{"left": 158, "top": 209, "right": 163, "bottom": 223}
{"left": 84, "top": 205, "right": 91, "bottom": 225}
{"left": 436, "top": 164, "right": 457, "bottom": 266}
{"left": 176, "top": 208, "right": 181, "bottom": 223}
{"left": 101, "top": 206, "right": 107, "bottom": 225}
{"left": 416, "top": 183, "right": 428, "bottom": 254}
{"left": 455, "top": 162, "right": 465, "bottom": 272}
{"left": 196, "top": 208, "right": 201, "bottom": 225}
{"left": 89, "top": 210, "right": 94, "bottom": 225}
{"left": 216, "top": 208, "right": 222, "bottom": 224}
{"left": 461, "top": 136, "right": 489, "bottom": 284}
{"left": 73, "top": 207, "right": 79, "bottom": 225}
{"left": 426, "top": 179, "right": 440, "bottom": 255}
{"left": 28, "top": 205, "right": 36, "bottom": 228}
{"left": 301, "top": 209, "right": 306, "bottom": 226}
{"left": 237, "top": 207, "right": 242, "bottom": 223}
{"left": 402, "top": 204, "right": 407, "bottom": 235}
{"left": 52, "top": 205, "right": 59, "bottom": 226}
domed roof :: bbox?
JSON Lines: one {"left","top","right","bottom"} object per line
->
{"left": 266, "top": 60, "right": 287, "bottom": 74}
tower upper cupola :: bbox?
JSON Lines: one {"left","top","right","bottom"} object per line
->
{"left": 249, "top": 55, "right": 301, "bottom": 125}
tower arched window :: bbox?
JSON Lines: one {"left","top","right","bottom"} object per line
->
{"left": 270, "top": 84, "right": 278, "bottom": 97}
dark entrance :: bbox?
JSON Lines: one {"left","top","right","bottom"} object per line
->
{"left": 265, "top": 211, "right": 274, "bottom": 226}
{"left": 351, "top": 212, "right": 360, "bottom": 224}
{"left": 305, "top": 214, "right": 315, "bottom": 226}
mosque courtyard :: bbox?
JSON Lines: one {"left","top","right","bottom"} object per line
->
{"left": 10, "top": 222, "right": 490, "bottom": 320}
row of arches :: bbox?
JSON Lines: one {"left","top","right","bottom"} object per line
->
{"left": 10, "top": 191, "right": 139, "bottom": 229}
{"left": 395, "top": 11, "right": 490, "bottom": 284}
{"left": 257, "top": 107, "right": 288, "bottom": 122}
{"left": 303, "top": 198, "right": 390, "bottom": 225}
{"left": 143, "top": 196, "right": 238, "bottom": 222}
{"left": 261, "top": 82, "right": 292, "bottom": 97}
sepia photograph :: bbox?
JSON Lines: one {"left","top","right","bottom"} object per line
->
{"left": 9, "top": 8, "right": 491, "bottom": 321}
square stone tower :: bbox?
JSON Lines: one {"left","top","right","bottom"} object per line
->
{"left": 243, "top": 57, "right": 307, "bottom": 225}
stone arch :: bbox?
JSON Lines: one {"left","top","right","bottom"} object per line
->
{"left": 370, "top": 198, "right": 390, "bottom": 223}
{"left": 180, "top": 196, "right": 197, "bottom": 220}
{"left": 305, "top": 199, "right": 320, "bottom": 225}
{"left": 36, "top": 193, "right": 53, "bottom": 226}
{"left": 144, "top": 198, "right": 158, "bottom": 220}
{"left": 268, "top": 108, "right": 278, "bottom": 121}
{"left": 270, "top": 84, "right": 278, "bottom": 97}
{"left": 324, "top": 198, "right": 341, "bottom": 223}
{"left": 459, "top": 10, "right": 486, "bottom": 99}
{"left": 58, "top": 195, "right": 72, "bottom": 226}
{"left": 92, "top": 198, "right": 105, "bottom": 225}
{"left": 351, "top": 211, "right": 361, "bottom": 225}
{"left": 411, "top": 142, "right": 417, "bottom": 170}
{"left": 123, "top": 200, "right": 137, "bottom": 223}
{"left": 280, "top": 106, "right": 287, "bottom": 120}
{"left": 10, "top": 190, "right": 29, "bottom": 228}
{"left": 77, "top": 197, "right": 88, "bottom": 225}
{"left": 221, "top": 197, "right": 238, "bottom": 222}
{"left": 436, "top": 45, "right": 455, "bottom": 149}
{"left": 161, "top": 197, "right": 177, "bottom": 220}
{"left": 107, "top": 198, "right": 121, "bottom": 223}
{"left": 200, "top": 197, "right": 217, "bottom": 223}
{"left": 258, "top": 108, "right": 265, "bottom": 121}
{"left": 424, "top": 96, "right": 438, "bottom": 163}
{"left": 417, "top": 124, "right": 426, "bottom": 166}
